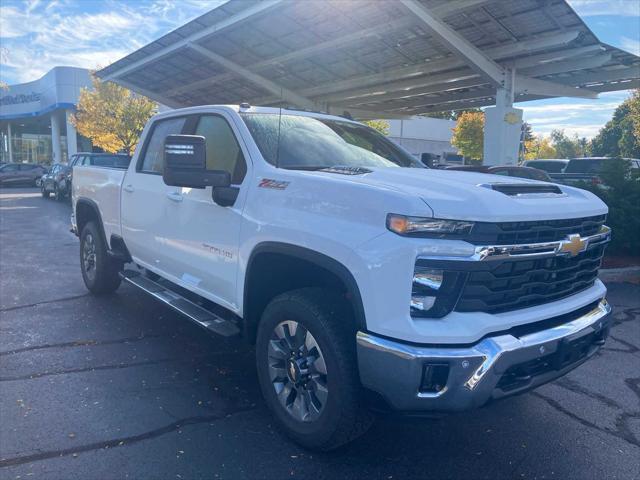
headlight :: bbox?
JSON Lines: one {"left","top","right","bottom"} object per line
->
{"left": 387, "top": 214, "right": 474, "bottom": 237}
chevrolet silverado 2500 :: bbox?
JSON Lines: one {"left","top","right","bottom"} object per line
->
{"left": 72, "top": 105, "right": 612, "bottom": 450}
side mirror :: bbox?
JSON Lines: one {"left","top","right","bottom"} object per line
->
{"left": 421, "top": 153, "right": 435, "bottom": 168}
{"left": 162, "top": 135, "right": 231, "bottom": 188}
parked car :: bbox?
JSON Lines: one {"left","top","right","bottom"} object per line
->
{"left": 553, "top": 157, "right": 640, "bottom": 186}
{"left": 0, "top": 163, "right": 48, "bottom": 187}
{"left": 72, "top": 105, "right": 611, "bottom": 450}
{"left": 445, "top": 164, "right": 552, "bottom": 182}
{"left": 523, "top": 159, "right": 569, "bottom": 176}
{"left": 41, "top": 163, "right": 72, "bottom": 200}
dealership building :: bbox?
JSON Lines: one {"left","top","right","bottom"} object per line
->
{"left": 0, "top": 66, "right": 92, "bottom": 165}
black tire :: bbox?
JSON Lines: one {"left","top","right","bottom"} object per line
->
{"left": 54, "top": 184, "right": 64, "bottom": 201}
{"left": 256, "top": 288, "right": 373, "bottom": 451}
{"left": 41, "top": 185, "right": 50, "bottom": 198}
{"left": 79, "top": 221, "right": 122, "bottom": 294}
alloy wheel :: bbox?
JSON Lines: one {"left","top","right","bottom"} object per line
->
{"left": 82, "top": 233, "right": 97, "bottom": 281}
{"left": 267, "top": 320, "right": 328, "bottom": 423}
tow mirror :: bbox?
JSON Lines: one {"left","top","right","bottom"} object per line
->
{"left": 162, "top": 135, "right": 231, "bottom": 188}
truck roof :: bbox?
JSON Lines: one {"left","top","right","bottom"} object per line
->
{"left": 151, "top": 104, "right": 362, "bottom": 125}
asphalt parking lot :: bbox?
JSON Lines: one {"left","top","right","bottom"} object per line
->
{"left": 0, "top": 187, "right": 639, "bottom": 480}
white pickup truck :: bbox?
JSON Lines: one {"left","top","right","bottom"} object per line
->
{"left": 72, "top": 105, "right": 612, "bottom": 450}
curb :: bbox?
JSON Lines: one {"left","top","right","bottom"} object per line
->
{"left": 599, "top": 266, "right": 640, "bottom": 283}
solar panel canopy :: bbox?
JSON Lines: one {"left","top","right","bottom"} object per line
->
{"left": 98, "top": 0, "right": 640, "bottom": 119}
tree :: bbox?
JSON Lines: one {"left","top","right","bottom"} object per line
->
{"left": 363, "top": 120, "right": 390, "bottom": 135}
{"left": 590, "top": 91, "right": 640, "bottom": 158}
{"left": 524, "top": 135, "right": 557, "bottom": 160}
{"left": 72, "top": 75, "right": 157, "bottom": 155}
{"left": 550, "top": 129, "right": 580, "bottom": 158}
{"left": 451, "top": 111, "right": 484, "bottom": 162}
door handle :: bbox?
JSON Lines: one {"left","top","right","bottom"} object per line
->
{"left": 166, "top": 191, "right": 183, "bottom": 202}
{"left": 123, "top": 184, "right": 135, "bottom": 193}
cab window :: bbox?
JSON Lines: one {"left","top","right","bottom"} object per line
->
{"left": 195, "top": 115, "right": 247, "bottom": 184}
{"left": 139, "top": 117, "right": 187, "bottom": 174}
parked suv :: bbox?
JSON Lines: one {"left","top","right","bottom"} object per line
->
{"left": 554, "top": 157, "right": 640, "bottom": 186}
{"left": 41, "top": 163, "right": 72, "bottom": 200}
{"left": 72, "top": 105, "right": 611, "bottom": 450}
{"left": 0, "top": 163, "right": 47, "bottom": 187}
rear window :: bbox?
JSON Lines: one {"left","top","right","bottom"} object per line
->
{"left": 565, "top": 159, "right": 606, "bottom": 174}
{"left": 92, "top": 155, "right": 131, "bottom": 168}
{"left": 526, "top": 161, "right": 566, "bottom": 173}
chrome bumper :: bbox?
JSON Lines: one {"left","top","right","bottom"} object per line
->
{"left": 357, "top": 299, "right": 611, "bottom": 412}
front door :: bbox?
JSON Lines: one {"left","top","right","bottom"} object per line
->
{"left": 161, "top": 111, "right": 250, "bottom": 311}
{"left": 120, "top": 115, "right": 188, "bottom": 275}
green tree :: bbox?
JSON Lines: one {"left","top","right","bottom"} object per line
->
{"left": 590, "top": 92, "right": 640, "bottom": 158}
{"left": 451, "top": 111, "right": 484, "bottom": 162}
{"left": 550, "top": 129, "right": 581, "bottom": 158}
{"left": 72, "top": 74, "right": 157, "bottom": 155}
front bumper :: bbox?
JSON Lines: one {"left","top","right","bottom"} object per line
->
{"left": 357, "top": 299, "right": 611, "bottom": 412}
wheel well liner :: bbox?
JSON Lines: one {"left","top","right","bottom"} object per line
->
{"left": 243, "top": 242, "right": 366, "bottom": 343}
{"left": 75, "top": 198, "right": 107, "bottom": 246}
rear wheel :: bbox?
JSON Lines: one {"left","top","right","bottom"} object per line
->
{"left": 256, "top": 288, "right": 372, "bottom": 450}
{"left": 41, "top": 185, "right": 50, "bottom": 198}
{"left": 80, "top": 221, "right": 122, "bottom": 294}
{"left": 54, "top": 184, "right": 64, "bottom": 201}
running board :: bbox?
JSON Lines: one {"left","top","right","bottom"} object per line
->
{"left": 120, "top": 270, "right": 240, "bottom": 337}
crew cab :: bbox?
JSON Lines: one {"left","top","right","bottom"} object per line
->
{"left": 72, "top": 105, "right": 612, "bottom": 450}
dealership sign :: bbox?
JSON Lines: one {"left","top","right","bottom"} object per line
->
{"left": 0, "top": 92, "right": 41, "bottom": 106}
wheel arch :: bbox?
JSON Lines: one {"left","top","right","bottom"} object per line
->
{"left": 243, "top": 242, "right": 366, "bottom": 344}
{"left": 75, "top": 198, "right": 107, "bottom": 246}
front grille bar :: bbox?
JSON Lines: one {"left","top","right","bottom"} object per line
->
{"left": 419, "top": 225, "right": 610, "bottom": 263}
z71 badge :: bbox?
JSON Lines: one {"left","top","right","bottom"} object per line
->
{"left": 258, "top": 178, "right": 289, "bottom": 190}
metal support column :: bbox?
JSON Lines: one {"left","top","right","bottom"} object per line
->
{"left": 65, "top": 110, "right": 78, "bottom": 158}
{"left": 483, "top": 68, "right": 523, "bottom": 166}
{"left": 51, "top": 111, "right": 62, "bottom": 164}
{"left": 7, "top": 121, "right": 13, "bottom": 163}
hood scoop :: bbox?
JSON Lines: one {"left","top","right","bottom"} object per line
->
{"left": 481, "top": 183, "right": 564, "bottom": 197}
{"left": 319, "top": 166, "right": 372, "bottom": 175}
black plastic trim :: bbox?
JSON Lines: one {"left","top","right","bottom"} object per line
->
{"left": 244, "top": 242, "right": 367, "bottom": 331}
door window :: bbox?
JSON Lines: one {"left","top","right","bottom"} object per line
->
{"left": 2, "top": 164, "right": 18, "bottom": 172}
{"left": 195, "top": 115, "right": 247, "bottom": 184}
{"left": 139, "top": 117, "right": 187, "bottom": 174}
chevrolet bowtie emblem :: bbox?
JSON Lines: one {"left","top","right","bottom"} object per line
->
{"left": 559, "top": 234, "right": 588, "bottom": 257}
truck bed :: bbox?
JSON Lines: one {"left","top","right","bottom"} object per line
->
{"left": 72, "top": 165, "right": 126, "bottom": 241}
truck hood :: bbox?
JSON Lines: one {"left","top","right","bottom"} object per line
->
{"left": 313, "top": 167, "right": 607, "bottom": 222}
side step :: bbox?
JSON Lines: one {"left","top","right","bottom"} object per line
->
{"left": 120, "top": 270, "right": 240, "bottom": 337}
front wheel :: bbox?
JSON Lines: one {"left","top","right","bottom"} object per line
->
{"left": 80, "top": 221, "right": 122, "bottom": 294}
{"left": 41, "top": 185, "right": 50, "bottom": 198}
{"left": 256, "top": 288, "right": 373, "bottom": 450}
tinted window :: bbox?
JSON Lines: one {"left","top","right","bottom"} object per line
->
{"left": 139, "top": 117, "right": 187, "bottom": 174}
{"left": 527, "top": 161, "right": 566, "bottom": 173}
{"left": 93, "top": 155, "right": 131, "bottom": 168}
{"left": 565, "top": 159, "right": 606, "bottom": 173}
{"left": 1, "top": 164, "right": 18, "bottom": 172}
{"left": 19, "top": 164, "right": 34, "bottom": 170}
{"left": 195, "top": 115, "right": 246, "bottom": 183}
{"left": 241, "top": 113, "right": 421, "bottom": 169}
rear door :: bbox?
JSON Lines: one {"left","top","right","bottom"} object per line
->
{"left": 120, "top": 115, "right": 188, "bottom": 275}
{"left": 161, "top": 111, "right": 250, "bottom": 309}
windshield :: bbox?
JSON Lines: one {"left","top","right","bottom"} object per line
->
{"left": 241, "top": 113, "right": 423, "bottom": 169}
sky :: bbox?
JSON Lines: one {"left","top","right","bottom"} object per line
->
{"left": 0, "top": 0, "right": 638, "bottom": 139}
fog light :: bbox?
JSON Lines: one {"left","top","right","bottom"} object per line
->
{"left": 413, "top": 268, "right": 443, "bottom": 290}
{"left": 420, "top": 363, "right": 449, "bottom": 393}
{"left": 411, "top": 295, "right": 436, "bottom": 312}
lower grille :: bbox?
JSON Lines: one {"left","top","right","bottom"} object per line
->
{"left": 455, "top": 244, "right": 605, "bottom": 313}
{"left": 496, "top": 325, "right": 607, "bottom": 392}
